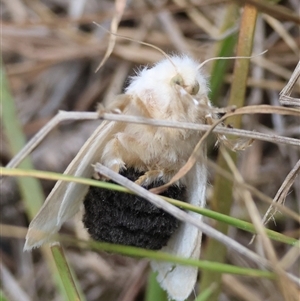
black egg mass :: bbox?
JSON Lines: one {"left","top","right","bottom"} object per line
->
{"left": 82, "top": 168, "right": 186, "bottom": 250}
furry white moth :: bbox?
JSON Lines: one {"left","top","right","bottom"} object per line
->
{"left": 24, "top": 55, "right": 211, "bottom": 301}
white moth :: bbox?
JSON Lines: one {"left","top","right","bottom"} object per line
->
{"left": 24, "top": 55, "right": 211, "bottom": 301}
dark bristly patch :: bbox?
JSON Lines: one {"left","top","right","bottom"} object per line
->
{"left": 83, "top": 168, "right": 186, "bottom": 250}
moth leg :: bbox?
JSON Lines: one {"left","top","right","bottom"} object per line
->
{"left": 107, "top": 94, "right": 154, "bottom": 118}
{"left": 97, "top": 103, "right": 122, "bottom": 115}
{"left": 97, "top": 94, "right": 131, "bottom": 115}
{"left": 101, "top": 137, "right": 126, "bottom": 174}
{"left": 205, "top": 113, "right": 253, "bottom": 151}
{"left": 135, "top": 169, "right": 163, "bottom": 186}
{"left": 5, "top": 111, "right": 99, "bottom": 169}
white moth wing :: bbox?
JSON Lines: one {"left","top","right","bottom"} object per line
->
{"left": 151, "top": 161, "right": 207, "bottom": 301}
{"left": 57, "top": 121, "right": 118, "bottom": 224}
{"left": 24, "top": 120, "right": 118, "bottom": 250}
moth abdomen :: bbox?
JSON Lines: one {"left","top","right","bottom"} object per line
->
{"left": 83, "top": 168, "right": 186, "bottom": 250}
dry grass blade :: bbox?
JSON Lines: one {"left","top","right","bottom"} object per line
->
{"left": 5, "top": 107, "right": 299, "bottom": 176}
{"left": 221, "top": 149, "right": 277, "bottom": 257}
{"left": 206, "top": 159, "right": 300, "bottom": 223}
{"left": 279, "top": 241, "right": 300, "bottom": 271}
{"left": 262, "top": 159, "right": 300, "bottom": 227}
{"left": 263, "top": 14, "right": 299, "bottom": 56}
{"left": 1, "top": 263, "right": 31, "bottom": 301}
{"left": 94, "top": 0, "right": 126, "bottom": 72}
{"left": 235, "top": 0, "right": 300, "bottom": 23}
{"left": 173, "top": 0, "right": 220, "bottom": 38}
{"left": 221, "top": 148, "right": 300, "bottom": 300}
{"left": 252, "top": 55, "right": 293, "bottom": 80}
{"left": 8, "top": 100, "right": 296, "bottom": 177}
{"left": 5, "top": 111, "right": 99, "bottom": 169}
{"left": 100, "top": 113, "right": 300, "bottom": 146}
{"left": 222, "top": 274, "right": 263, "bottom": 301}
{"left": 151, "top": 104, "right": 300, "bottom": 194}
{"left": 279, "top": 60, "right": 300, "bottom": 106}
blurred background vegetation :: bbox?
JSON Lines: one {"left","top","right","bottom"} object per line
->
{"left": 1, "top": 0, "right": 299, "bottom": 301}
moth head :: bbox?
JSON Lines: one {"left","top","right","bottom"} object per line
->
{"left": 125, "top": 55, "right": 209, "bottom": 109}
{"left": 170, "top": 55, "right": 207, "bottom": 91}
{"left": 170, "top": 74, "right": 200, "bottom": 95}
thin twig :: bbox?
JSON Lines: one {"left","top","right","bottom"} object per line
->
{"left": 279, "top": 60, "right": 300, "bottom": 107}
{"left": 101, "top": 112, "right": 300, "bottom": 146}
{"left": 6, "top": 107, "right": 299, "bottom": 172}
{"left": 5, "top": 111, "right": 99, "bottom": 169}
{"left": 149, "top": 104, "right": 300, "bottom": 194}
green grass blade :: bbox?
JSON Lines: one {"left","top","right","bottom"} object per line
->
{"left": 1, "top": 61, "right": 83, "bottom": 301}
{"left": 2, "top": 167, "right": 297, "bottom": 246}
{"left": 208, "top": 3, "right": 239, "bottom": 104}
{"left": 195, "top": 284, "right": 217, "bottom": 301}
{"left": 68, "top": 238, "right": 275, "bottom": 279}
{"left": 0, "top": 290, "right": 8, "bottom": 301}
{"left": 145, "top": 271, "right": 168, "bottom": 301}
{"left": 1, "top": 59, "right": 44, "bottom": 219}
{"left": 51, "top": 245, "right": 82, "bottom": 301}
{"left": 200, "top": 4, "right": 259, "bottom": 300}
